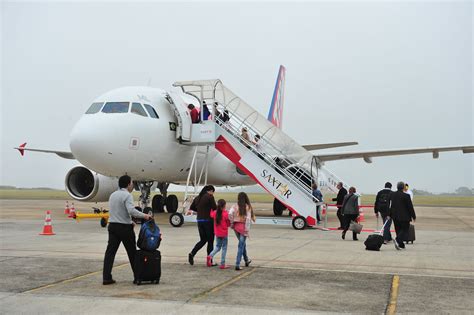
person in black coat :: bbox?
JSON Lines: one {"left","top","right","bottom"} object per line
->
{"left": 374, "top": 182, "right": 393, "bottom": 243}
{"left": 332, "top": 182, "right": 347, "bottom": 229}
{"left": 389, "top": 181, "right": 416, "bottom": 250}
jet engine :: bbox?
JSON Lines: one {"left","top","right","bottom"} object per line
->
{"left": 65, "top": 166, "right": 118, "bottom": 202}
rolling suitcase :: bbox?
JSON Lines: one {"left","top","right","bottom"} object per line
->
{"left": 364, "top": 234, "right": 384, "bottom": 251}
{"left": 134, "top": 250, "right": 161, "bottom": 285}
{"left": 364, "top": 219, "right": 390, "bottom": 251}
{"left": 404, "top": 224, "right": 416, "bottom": 244}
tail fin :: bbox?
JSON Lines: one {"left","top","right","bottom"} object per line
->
{"left": 267, "top": 65, "right": 286, "bottom": 129}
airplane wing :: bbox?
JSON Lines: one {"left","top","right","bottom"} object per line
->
{"left": 14, "top": 143, "right": 75, "bottom": 160}
{"left": 302, "top": 142, "right": 358, "bottom": 151}
{"left": 315, "top": 145, "right": 474, "bottom": 163}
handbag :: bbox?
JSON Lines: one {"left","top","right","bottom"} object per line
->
{"left": 349, "top": 220, "right": 363, "bottom": 234}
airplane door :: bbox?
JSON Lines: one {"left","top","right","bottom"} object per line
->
{"left": 168, "top": 91, "right": 192, "bottom": 141}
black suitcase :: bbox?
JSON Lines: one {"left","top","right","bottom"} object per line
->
{"left": 404, "top": 224, "right": 416, "bottom": 244}
{"left": 364, "top": 234, "right": 384, "bottom": 251}
{"left": 134, "top": 250, "right": 161, "bottom": 285}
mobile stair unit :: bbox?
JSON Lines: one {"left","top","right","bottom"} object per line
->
{"left": 170, "top": 79, "right": 346, "bottom": 230}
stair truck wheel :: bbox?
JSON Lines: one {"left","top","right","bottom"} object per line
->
{"left": 273, "top": 198, "right": 286, "bottom": 216}
{"left": 152, "top": 195, "right": 164, "bottom": 213}
{"left": 169, "top": 213, "right": 184, "bottom": 227}
{"left": 292, "top": 216, "right": 307, "bottom": 230}
{"left": 165, "top": 195, "right": 179, "bottom": 213}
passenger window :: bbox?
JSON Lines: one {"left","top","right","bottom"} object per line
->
{"left": 102, "top": 102, "right": 129, "bottom": 113}
{"left": 85, "top": 102, "right": 103, "bottom": 114}
{"left": 131, "top": 103, "right": 148, "bottom": 117}
{"left": 144, "top": 104, "right": 159, "bottom": 119}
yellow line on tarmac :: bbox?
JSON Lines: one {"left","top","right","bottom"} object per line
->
{"left": 386, "top": 275, "right": 400, "bottom": 315}
{"left": 23, "top": 263, "right": 128, "bottom": 294}
{"left": 191, "top": 268, "right": 256, "bottom": 303}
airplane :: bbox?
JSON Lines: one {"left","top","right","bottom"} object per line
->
{"left": 15, "top": 65, "right": 474, "bottom": 228}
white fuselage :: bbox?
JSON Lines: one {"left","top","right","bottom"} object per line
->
{"left": 69, "top": 86, "right": 253, "bottom": 186}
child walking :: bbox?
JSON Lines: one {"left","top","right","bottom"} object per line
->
{"left": 229, "top": 192, "right": 256, "bottom": 271}
{"left": 207, "top": 199, "right": 231, "bottom": 269}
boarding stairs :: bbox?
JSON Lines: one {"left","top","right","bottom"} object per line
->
{"left": 169, "top": 79, "right": 348, "bottom": 229}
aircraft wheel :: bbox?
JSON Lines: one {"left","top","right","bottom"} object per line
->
{"left": 165, "top": 195, "right": 179, "bottom": 213}
{"left": 152, "top": 195, "right": 164, "bottom": 213}
{"left": 292, "top": 216, "right": 307, "bottom": 230}
{"left": 169, "top": 213, "right": 184, "bottom": 227}
{"left": 100, "top": 218, "right": 108, "bottom": 228}
{"left": 273, "top": 198, "right": 286, "bottom": 216}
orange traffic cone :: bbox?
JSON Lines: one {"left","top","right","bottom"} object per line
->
{"left": 64, "top": 201, "right": 70, "bottom": 215}
{"left": 68, "top": 202, "right": 76, "bottom": 218}
{"left": 40, "top": 210, "right": 56, "bottom": 235}
{"left": 358, "top": 209, "right": 365, "bottom": 222}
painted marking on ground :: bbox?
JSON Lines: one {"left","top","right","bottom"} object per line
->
{"left": 22, "top": 263, "right": 128, "bottom": 294}
{"left": 385, "top": 275, "right": 400, "bottom": 315}
{"left": 190, "top": 268, "right": 256, "bottom": 303}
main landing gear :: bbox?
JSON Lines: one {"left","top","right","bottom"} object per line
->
{"left": 135, "top": 181, "right": 179, "bottom": 214}
{"left": 273, "top": 198, "right": 293, "bottom": 216}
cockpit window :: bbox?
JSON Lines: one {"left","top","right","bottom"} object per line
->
{"left": 131, "top": 103, "right": 148, "bottom": 117}
{"left": 144, "top": 104, "right": 159, "bottom": 119}
{"left": 102, "top": 102, "right": 129, "bottom": 114}
{"left": 85, "top": 102, "right": 104, "bottom": 114}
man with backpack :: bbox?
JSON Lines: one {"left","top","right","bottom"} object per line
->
{"left": 103, "top": 175, "right": 152, "bottom": 285}
{"left": 374, "top": 182, "right": 393, "bottom": 244}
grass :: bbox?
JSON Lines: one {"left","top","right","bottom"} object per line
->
{"left": 0, "top": 189, "right": 473, "bottom": 207}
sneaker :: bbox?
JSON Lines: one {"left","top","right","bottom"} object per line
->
{"left": 219, "top": 265, "right": 230, "bottom": 269}
{"left": 211, "top": 262, "right": 218, "bottom": 267}
{"left": 393, "top": 240, "right": 401, "bottom": 250}
{"left": 103, "top": 279, "right": 116, "bottom": 285}
{"left": 353, "top": 238, "right": 359, "bottom": 241}
{"left": 206, "top": 255, "right": 212, "bottom": 267}
{"left": 383, "top": 241, "right": 388, "bottom": 245}
{"left": 235, "top": 266, "right": 243, "bottom": 271}
{"left": 188, "top": 253, "right": 194, "bottom": 265}
{"left": 245, "top": 259, "right": 252, "bottom": 267}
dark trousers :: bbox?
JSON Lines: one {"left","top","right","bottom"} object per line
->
{"left": 382, "top": 215, "right": 393, "bottom": 241}
{"left": 191, "top": 220, "right": 214, "bottom": 256}
{"left": 337, "top": 208, "right": 344, "bottom": 227}
{"left": 394, "top": 220, "right": 410, "bottom": 248}
{"left": 342, "top": 214, "right": 359, "bottom": 240}
{"left": 103, "top": 223, "right": 136, "bottom": 281}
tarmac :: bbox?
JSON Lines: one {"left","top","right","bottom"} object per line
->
{"left": 0, "top": 199, "right": 473, "bottom": 314}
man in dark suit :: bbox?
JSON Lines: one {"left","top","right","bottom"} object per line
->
{"left": 332, "top": 182, "right": 347, "bottom": 229}
{"left": 389, "top": 181, "right": 416, "bottom": 250}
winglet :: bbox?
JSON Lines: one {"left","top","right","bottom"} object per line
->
{"left": 16, "top": 142, "right": 27, "bottom": 156}
{"left": 267, "top": 65, "right": 286, "bottom": 129}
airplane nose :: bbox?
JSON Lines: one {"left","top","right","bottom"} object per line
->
{"left": 69, "top": 115, "right": 104, "bottom": 166}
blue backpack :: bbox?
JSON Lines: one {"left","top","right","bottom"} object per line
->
{"left": 137, "top": 219, "right": 161, "bottom": 251}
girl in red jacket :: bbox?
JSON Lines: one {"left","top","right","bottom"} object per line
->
{"left": 207, "top": 199, "right": 231, "bottom": 269}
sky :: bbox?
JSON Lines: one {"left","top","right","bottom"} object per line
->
{"left": 1, "top": 1, "right": 472, "bottom": 194}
